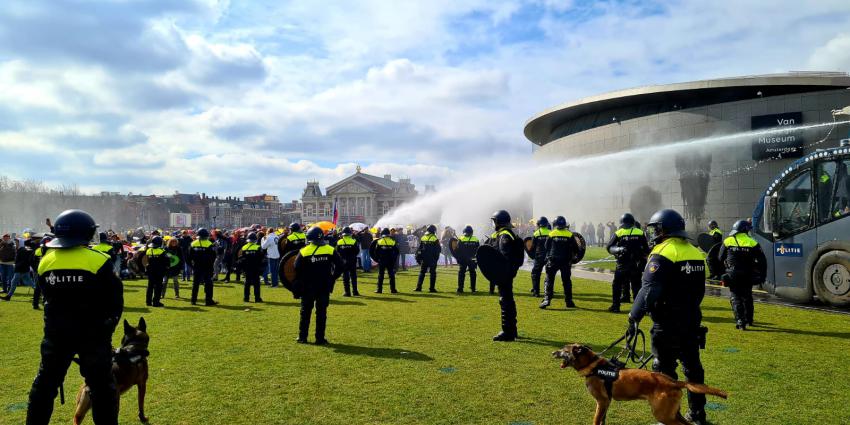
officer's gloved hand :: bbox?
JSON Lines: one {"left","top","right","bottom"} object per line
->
{"left": 626, "top": 315, "right": 639, "bottom": 338}
{"left": 609, "top": 246, "right": 624, "bottom": 257}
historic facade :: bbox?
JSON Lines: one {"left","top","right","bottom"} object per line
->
{"left": 300, "top": 167, "right": 418, "bottom": 225}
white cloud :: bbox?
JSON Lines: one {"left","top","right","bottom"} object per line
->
{"left": 808, "top": 33, "right": 850, "bottom": 71}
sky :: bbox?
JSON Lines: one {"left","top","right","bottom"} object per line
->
{"left": 1, "top": 0, "right": 850, "bottom": 201}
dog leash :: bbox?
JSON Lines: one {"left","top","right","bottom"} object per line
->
{"left": 600, "top": 327, "right": 654, "bottom": 370}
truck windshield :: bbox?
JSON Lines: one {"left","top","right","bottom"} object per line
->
{"left": 776, "top": 171, "right": 813, "bottom": 236}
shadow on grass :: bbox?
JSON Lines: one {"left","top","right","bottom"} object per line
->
{"left": 163, "top": 305, "right": 204, "bottom": 312}
{"left": 124, "top": 306, "right": 151, "bottom": 313}
{"left": 330, "top": 299, "right": 366, "bottom": 306}
{"left": 700, "top": 315, "right": 736, "bottom": 324}
{"left": 359, "top": 296, "right": 415, "bottom": 303}
{"left": 211, "top": 304, "right": 264, "bottom": 312}
{"left": 327, "top": 343, "right": 434, "bottom": 361}
{"left": 260, "top": 300, "right": 301, "bottom": 307}
{"left": 515, "top": 336, "right": 569, "bottom": 348}
{"left": 397, "top": 292, "right": 452, "bottom": 299}
{"left": 747, "top": 324, "right": 850, "bottom": 339}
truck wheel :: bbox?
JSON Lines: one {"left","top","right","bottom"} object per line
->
{"left": 812, "top": 251, "right": 850, "bottom": 307}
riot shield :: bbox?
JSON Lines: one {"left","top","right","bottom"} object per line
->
{"left": 697, "top": 233, "right": 716, "bottom": 253}
{"left": 706, "top": 243, "right": 723, "bottom": 280}
{"left": 279, "top": 250, "right": 301, "bottom": 298}
{"left": 167, "top": 253, "right": 182, "bottom": 277}
{"left": 572, "top": 233, "right": 586, "bottom": 264}
{"left": 369, "top": 239, "right": 378, "bottom": 261}
{"left": 477, "top": 245, "right": 509, "bottom": 285}
{"left": 449, "top": 238, "right": 463, "bottom": 262}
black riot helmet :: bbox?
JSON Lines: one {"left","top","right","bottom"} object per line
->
{"left": 341, "top": 226, "right": 352, "bottom": 235}
{"left": 47, "top": 209, "right": 98, "bottom": 248}
{"left": 491, "top": 210, "right": 512, "bottom": 229}
{"left": 463, "top": 225, "right": 473, "bottom": 236}
{"left": 553, "top": 216, "right": 567, "bottom": 229}
{"left": 150, "top": 236, "right": 163, "bottom": 248}
{"left": 247, "top": 232, "right": 258, "bottom": 242}
{"left": 381, "top": 228, "right": 390, "bottom": 236}
{"left": 536, "top": 216, "right": 549, "bottom": 227}
{"left": 730, "top": 220, "right": 752, "bottom": 236}
{"left": 196, "top": 228, "right": 210, "bottom": 239}
{"left": 646, "top": 209, "right": 687, "bottom": 243}
{"left": 289, "top": 222, "right": 302, "bottom": 232}
{"left": 427, "top": 224, "right": 437, "bottom": 234}
{"left": 708, "top": 220, "right": 719, "bottom": 230}
{"left": 306, "top": 226, "right": 324, "bottom": 243}
{"left": 99, "top": 232, "right": 109, "bottom": 243}
{"left": 620, "top": 213, "right": 635, "bottom": 227}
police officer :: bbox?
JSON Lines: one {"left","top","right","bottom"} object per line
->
{"left": 529, "top": 217, "right": 550, "bottom": 297}
{"left": 91, "top": 232, "right": 117, "bottom": 273}
{"left": 541, "top": 216, "right": 578, "bottom": 309}
{"left": 189, "top": 228, "right": 217, "bottom": 306}
{"left": 145, "top": 236, "right": 168, "bottom": 307}
{"left": 26, "top": 210, "right": 122, "bottom": 425}
{"left": 718, "top": 220, "right": 766, "bottom": 330}
{"left": 415, "top": 225, "right": 441, "bottom": 292}
{"left": 456, "top": 225, "right": 479, "bottom": 293}
{"left": 294, "top": 226, "right": 343, "bottom": 344}
{"left": 282, "top": 222, "right": 307, "bottom": 256}
{"left": 30, "top": 234, "right": 52, "bottom": 310}
{"left": 606, "top": 213, "right": 650, "bottom": 312}
{"left": 488, "top": 210, "right": 522, "bottom": 341}
{"left": 335, "top": 227, "right": 360, "bottom": 297}
{"left": 373, "top": 228, "right": 400, "bottom": 294}
{"left": 628, "top": 209, "right": 709, "bottom": 425}
{"left": 707, "top": 220, "right": 723, "bottom": 246}
{"left": 239, "top": 232, "right": 264, "bottom": 303}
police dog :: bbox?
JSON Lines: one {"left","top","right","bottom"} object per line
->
{"left": 552, "top": 344, "right": 727, "bottom": 425}
{"left": 74, "top": 317, "right": 151, "bottom": 424}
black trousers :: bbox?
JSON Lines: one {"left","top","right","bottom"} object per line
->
{"left": 651, "top": 326, "right": 706, "bottom": 415}
{"left": 27, "top": 332, "right": 118, "bottom": 425}
{"left": 416, "top": 263, "right": 437, "bottom": 290}
{"left": 458, "top": 262, "right": 477, "bottom": 291}
{"left": 612, "top": 265, "right": 641, "bottom": 305}
{"left": 244, "top": 270, "right": 261, "bottom": 301}
{"left": 530, "top": 257, "right": 546, "bottom": 294}
{"left": 32, "top": 280, "right": 43, "bottom": 308}
{"left": 497, "top": 278, "right": 517, "bottom": 336}
{"left": 300, "top": 289, "right": 330, "bottom": 340}
{"left": 377, "top": 264, "right": 396, "bottom": 292}
{"left": 192, "top": 268, "right": 214, "bottom": 303}
{"left": 728, "top": 278, "right": 754, "bottom": 324}
{"left": 342, "top": 262, "right": 358, "bottom": 294}
{"left": 544, "top": 262, "right": 573, "bottom": 302}
{"left": 146, "top": 272, "right": 164, "bottom": 305}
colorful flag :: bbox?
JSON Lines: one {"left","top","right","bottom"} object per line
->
{"left": 332, "top": 198, "right": 339, "bottom": 225}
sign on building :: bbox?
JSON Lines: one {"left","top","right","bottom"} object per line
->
{"left": 169, "top": 213, "right": 192, "bottom": 228}
{"left": 751, "top": 112, "right": 804, "bottom": 160}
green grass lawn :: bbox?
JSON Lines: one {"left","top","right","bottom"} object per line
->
{"left": 2, "top": 268, "right": 849, "bottom": 424}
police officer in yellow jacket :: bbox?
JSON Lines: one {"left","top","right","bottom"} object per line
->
{"left": 529, "top": 217, "right": 550, "bottom": 297}
{"left": 415, "top": 225, "right": 441, "bottom": 292}
{"left": 718, "top": 220, "right": 766, "bottom": 330}
{"left": 606, "top": 213, "right": 650, "bottom": 312}
{"left": 294, "top": 227, "right": 343, "bottom": 344}
{"left": 488, "top": 210, "right": 523, "bottom": 341}
{"left": 541, "top": 216, "right": 578, "bottom": 309}
{"left": 707, "top": 220, "right": 723, "bottom": 246}
{"left": 456, "top": 226, "right": 479, "bottom": 293}
{"left": 91, "top": 232, "right": 117, "bottom": 272}
{"left": 189, "top": 228, "right": 217, "bottom": 306}
{"left": 239, "top": 232, "right": 264, "bottom": 303}
{"left": 145, "top": 236, "right": 168, "bottom": 307}
{"left": 335, "top": 227, "right": 360, "bottom": 296}
{"left": 282, "top": 222, "right": 307, "bottom": 256}
{"left": 26, "top": 210, "right": 123, "bottom": 425}
{"left": 628, "top": 209, "right": 709, "bottom": 425}
{"left": 373, "top": 228, "right": 400, "bottom": 293}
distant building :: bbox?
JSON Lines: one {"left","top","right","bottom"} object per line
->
{"left": 301, "top": 167, "right": 418, "bottom": 225}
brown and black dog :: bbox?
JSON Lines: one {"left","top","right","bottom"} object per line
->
{"left": 552, "top": 343, "right": 727, "bottom": 425}
{"left": 74, "top": 317, "right": 151, "bottom": 424}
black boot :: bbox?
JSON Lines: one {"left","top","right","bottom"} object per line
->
{"left": 539, "top": 297, "right": 551, "bottom": 309}
{"left": 492, "top": 331, "right": 515, "bottom": 342}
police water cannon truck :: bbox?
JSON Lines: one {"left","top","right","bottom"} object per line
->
{"left": 752, "top": 106, "right": 850, "bottom": 307}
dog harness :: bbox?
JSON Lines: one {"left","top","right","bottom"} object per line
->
{"left": 113, "top": 346, "right": 150, "bottom": 366}
{"left": 581, "top": 359, "right": 621, "bottom": 399}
